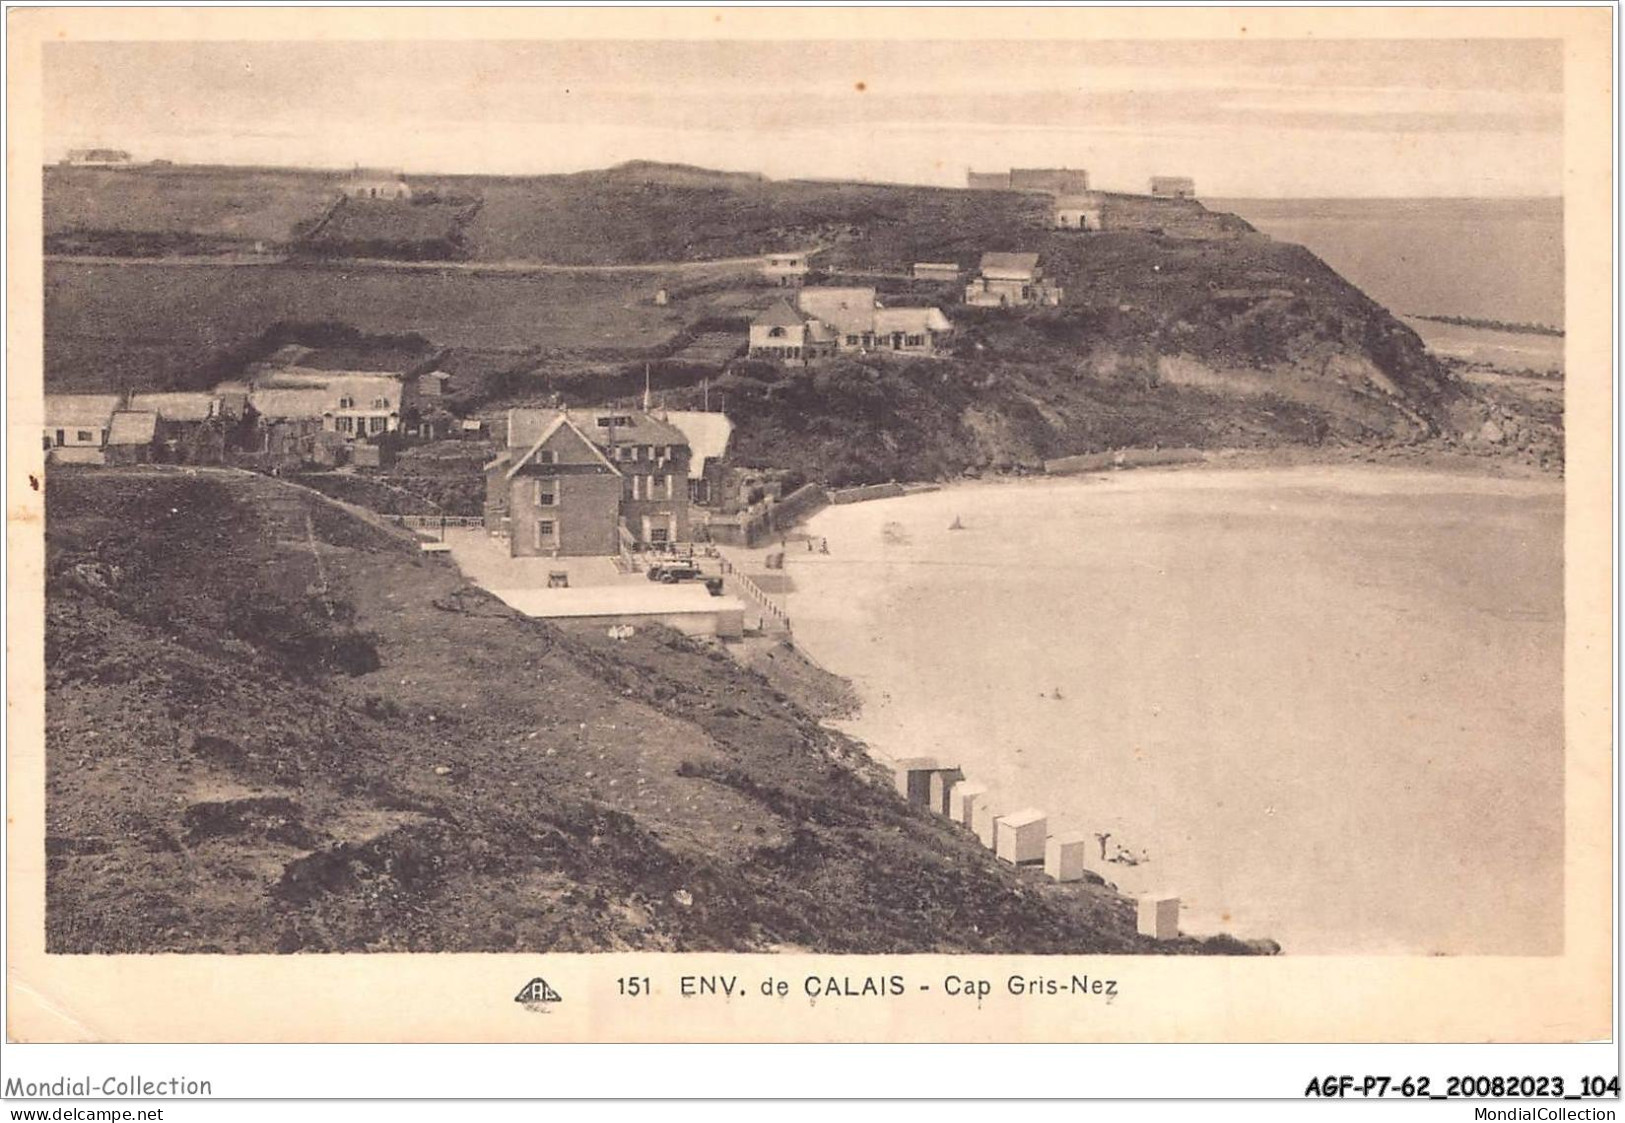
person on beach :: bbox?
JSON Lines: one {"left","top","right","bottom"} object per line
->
{"left": 1095, "top": 832, "right": 1112, "bottom": 860}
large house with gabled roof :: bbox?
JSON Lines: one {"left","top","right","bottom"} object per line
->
{"left": 483, "top": 408, "right": 693, "bottom": 557}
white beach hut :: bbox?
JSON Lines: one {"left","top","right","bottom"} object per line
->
{"left": 1137, "top": 896, "right": 1181, "bottom": 940}
{"left": 949, "top": 782, "right": 988, "bottom": 827}
{"left": 995, "top": 808, "right": 1048, "bottom": 865}
{"left": 1044, "top": 831, "right": 1093, "bottom": 882}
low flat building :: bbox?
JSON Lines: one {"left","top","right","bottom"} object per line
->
{"left": 912, "top": 262, "right": 962, "bottom": 282}
{"left": 1151, "top": 176, "right": 1197, "bottom": 199}
{"left": 488, "top": 584, "right": 745, "bottom": 640}
{"left": 43, "top": 394, "right": 122, "bottom": 464}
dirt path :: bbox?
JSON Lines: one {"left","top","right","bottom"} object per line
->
{"left": 45, "top": 248, "right": 819, "bottom": 276}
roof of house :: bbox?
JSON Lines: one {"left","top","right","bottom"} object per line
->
{"left": 1000, "top": 807, "right": 1048, "bottom": 828}
{"left": 44, "top": 394, "right": 123, "bottom": 428}
{"left": 418, "top": 370, "right": 453, "bottom": 382}
{"left": 254, "top": 367, "right": 407, "bottom": 390}
{"left": 248, "top": 387, "right": 331, "bottom": 420}
{"left": 504, "top": 411, "right": 622, "bottom": 480}
{"left": 796, "top": 287, "right": 879, "bottom": 335}
{"left": 752, "top": 299, "right": 812, "bottom": 328}
{"left": 106, "top": 410, "right": 159, "bottom": 446}
{"left": 874, "top": 306, "right": 953, "bottom": 334}
{"left": 128, "top": 392, "right": 219, "bottom": 422}
{"left": 661, "top": 410, "right": 734, "bottom": 479}
{"left": 980, "top": 252, "right": 1041, "bottom": 275}
{"left": 583, "top": 409, "right": 689, "bottom": 448}
{"left": 1054, "top": 194, "right": 1103, "bottom": 209}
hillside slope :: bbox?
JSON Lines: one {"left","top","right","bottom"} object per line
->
{"left": 45, "top": 468, "right": 1268, "bottom": 954}
{"left": 44, "top": 163, "right": 1520, "bottom": 472}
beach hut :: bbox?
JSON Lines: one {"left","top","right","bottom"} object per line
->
{"left": 891, "top": 758, "right": 941, "bottom": 808}
{"left": 949, "top": 781, "right": 988, "bottom": 826}
{"left": 928, "top": 767, "right": 965, "bottom": 817}
{"left": 995, "top": 808, "right": 1048, "bottom": 865}
{"left": 1137, "top": 896, "right": 1180, "bottom": 940}
{"left": 1045, "top": 831, "right": 1092, "bottom": 882}
{"left": 972, "top": 804, "right": 1001, "bottom": 849}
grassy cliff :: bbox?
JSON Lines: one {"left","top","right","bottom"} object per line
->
{"left": 45, "top": 468, "right": 1270, "bottom": 954}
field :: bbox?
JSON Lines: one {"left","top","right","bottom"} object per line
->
{"left": 44, "top": 164, "right": 337, "bottom": 250}
{"left": 44, "top": 260, "right": 693, "bottom": 392}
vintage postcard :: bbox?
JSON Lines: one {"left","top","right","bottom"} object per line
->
{"left": 4, "top": 5, "right": 1613, "bottom": 1049}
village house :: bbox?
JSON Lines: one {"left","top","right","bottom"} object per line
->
{"left": 1151, "top": 176, "right": 1197, "bottom": 199}
{"left": 104, "top": 411, "right": 159, "bottom": 465}
{"left": 484, "top": 409, "right": 693, "bottom": 558}
{"left": 750, "top": 288, "right": 955, "bottom": 360}
{"left": 341, "top": 168, "right": 412, "bottom": 200}
{"left": 747, "top": 300, "right": 839, "bottom": 364}
{"left": 760, "top": 252, "right": 811, "bottom": 287}
{"left": 243, "top": 368, "right": 420, "bottom": 440}
{"left": 127, "top": 391, "right": 230, "bottom": 462}
{"left": 1052, "top": 193, "right": 1104, "bottom": 231}
{"left": 965, "top": 252, "right": 1063, "bottom": 307}
{"left": 42, "top": 394, "right": 122, "bottom": 464}
{"left": 873, "top": 306, "right": 955, "bottom": 353}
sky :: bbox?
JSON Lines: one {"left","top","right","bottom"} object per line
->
{"left": 44, "top": 38, "right": 1563, "bottom": 197}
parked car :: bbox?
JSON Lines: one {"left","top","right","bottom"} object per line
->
{"left": 647, "top": 562, "right": 703, "bottom": 584}
{"left": 703, "top": 577, "right": 725, "bottom": 597}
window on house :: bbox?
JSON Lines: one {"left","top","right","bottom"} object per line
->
{"left": 43, "top": 435, "right": 52, "bottom": 451}
{"left": 369, "top": 417, "right": 386, "bottom": 434}
{"left": 538, "top": 450, "right": 556, "bottom": 464}
{"left": 649, "top": 527, "right": 669, "bottom": 545}
{"left": 537, "top": 519, "right": 556, "bottom": 541}
{"left": 767, "top": 326, "right": 787, "bottom": 339}
{"left": 337, "top": 417, "right": 353, "bottom": 433}
{"left": 54, "top": 429, "right": 65, "bottom": 446}
{"left": 76, "top": 430, "right": 93, "bottom": 443}
{"left": 339, "top": 397, "right": 354, "bottom": 408}
{"left": 596, "top": 415, "right": 633, "bottom": 428}
{"left": 846, "top": 335, "right": 860, "bottom": 346}
{"left": 373, "top": 397, "right": 388, "bottom": 408}
{"left": 538, "top": 489, "right": 557, "bottom": 507}
{"left": 907, "top": 334, "right": 926, "bottom": 347}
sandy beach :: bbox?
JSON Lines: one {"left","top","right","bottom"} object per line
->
{"left": 775, "top": 465, "right": 1564, "bottom": 954}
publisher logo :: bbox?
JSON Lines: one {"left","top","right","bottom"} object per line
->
{"left": 515, "top": 977, "right": 562, "bottom": 1011}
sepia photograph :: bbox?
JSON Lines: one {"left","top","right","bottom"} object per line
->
{"left": 4, "top": 5, "right": 1614, "bottom": 1058}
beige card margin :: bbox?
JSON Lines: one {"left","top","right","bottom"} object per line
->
{"left": 4, "top": 5, "right": 1613, "bottom": 1045}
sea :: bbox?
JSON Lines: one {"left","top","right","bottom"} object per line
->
{"left": 784, "top": 469, "right": 1564, "bottom": 956}
{"left": 1212, "top": 197, "right": 1564, "bottom": 328}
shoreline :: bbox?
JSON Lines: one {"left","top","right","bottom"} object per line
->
{"left": 765, "top": 460, "right": 1562, "bottom": 953}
